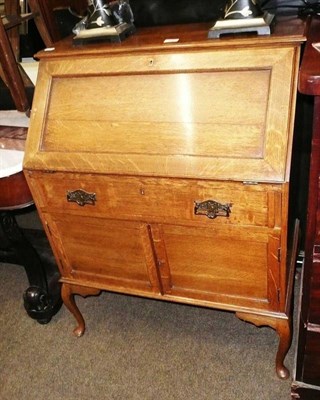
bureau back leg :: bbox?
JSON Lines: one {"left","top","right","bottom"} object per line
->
{"left": 236, "top": 312, "right": 291, "bottom": 379}
{"left": 61, "top": 283, "right": 101, "bottom": 337}
{"left": 274, "top": 319, "right": 291, "bottom": 379}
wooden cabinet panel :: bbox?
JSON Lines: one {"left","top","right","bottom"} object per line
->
{"left": 41, "top": 210, "right": 281, "bottom": 311}
{"left": 45, "top": 213, "right": 161, "bottom": 294}
{"left": 150, "top": 223, "right": 280, "bottom": 311}
{"left": 43, "top": 70, "right": 269, "bottom": 158}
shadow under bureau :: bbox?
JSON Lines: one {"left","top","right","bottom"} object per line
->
{"left": 23, "top": 19, "right": 306, "bottom": 379}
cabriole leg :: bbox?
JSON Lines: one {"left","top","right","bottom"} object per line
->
{"left": 236, "top": 312, "right": 292, "bottom": 379}
{"left": 274, "top": 319, "right": 291, "bottom": 379}
{"left": 61, "top": 283, "right": 101, "bottom": 337}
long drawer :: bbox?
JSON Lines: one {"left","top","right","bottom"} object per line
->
{"left": 25, "top": 171, "right": 284, "bottom": 229}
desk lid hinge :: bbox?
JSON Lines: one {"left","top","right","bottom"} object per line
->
{"left": 242, "top": 181, "right": 259, "bottom": 185}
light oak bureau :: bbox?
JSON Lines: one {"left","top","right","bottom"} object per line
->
{"left": 23, "top": 19, "right": 306, "bottom": 379}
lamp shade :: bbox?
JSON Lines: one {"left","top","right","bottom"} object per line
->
{"left": 86, "top": 0, "right": 116, "bottom": 29}
{"left": 208, "top": 0, "right": 273, "bottom": 38}
{"left": 223, "top": 0, "right": 264, "bottom": 19}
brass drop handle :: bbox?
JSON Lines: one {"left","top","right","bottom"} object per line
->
{"left": 194, "top": 200, "right": 232, "bottom": 219}
{"left": 67, "top": 189, "right": 96, "bottom": 206}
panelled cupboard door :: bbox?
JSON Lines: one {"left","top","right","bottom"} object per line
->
{"left": 44, "top": 213, "right": 162, "bottom": 295}
{"left": 42, "top": 211, "right": 280, "bottom": 311}
{"left": 150, "top": 224, "right": 281, "bottom": 312}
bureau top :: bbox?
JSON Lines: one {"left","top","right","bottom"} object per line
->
{"left": 36, "top": 17, "right": 306, "bottom": 60}
{"left": 24, "top": 16, "right": 307, "bottom": 183}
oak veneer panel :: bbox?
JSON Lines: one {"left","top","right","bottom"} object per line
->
{"left": 154, "top": 224, "right": 274, "bottom": 303}
{"left": 42, "top": 70, "right": 268, "bottom": 158}
{"left": 43, "top": 211, "right": 280, "bottom": 311}
{"left": 25, "top": 47, "right": 300, "bottom": 182}
{"left": 45, "top": 213, "right": 161, "bottom": 294}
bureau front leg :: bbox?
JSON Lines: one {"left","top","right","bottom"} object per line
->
{"left": 61, "top": 283, "right": 101, "bottom": 337}
{"left": 236, "top": 312, "right": 291, "bottom": 379}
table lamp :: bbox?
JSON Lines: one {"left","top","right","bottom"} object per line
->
{"left": 208, "top": 0, "right": 274, "bottom": 38}
{"left": 73, "top": 0, "right": 135, "bottom": 45}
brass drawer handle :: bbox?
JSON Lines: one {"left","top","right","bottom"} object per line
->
{"left": 194, "top": 200, "right": 232, "bottom": 219}
{"left": 66, "top": 189, "right": 96, "bottom": 206}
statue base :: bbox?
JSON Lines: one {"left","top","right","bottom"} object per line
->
{"left": 208, "top": 12, "right": 274, "bottom": 39}
{"left": 73, "top": 23, "right": 136, "bottom": 45}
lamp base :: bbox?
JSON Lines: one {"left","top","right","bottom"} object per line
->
{"left": 208, "top": 12, "right": 274, "bottom": 39}
{"left": 73, "top": 23, "right": 136, "bottom": 45}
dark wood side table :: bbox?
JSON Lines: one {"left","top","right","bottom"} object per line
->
{"left": 0, "top": 125, "right": 62, "bottom": 323}
{"left": 292, "top": 16, "right": 320, "bottom": 399}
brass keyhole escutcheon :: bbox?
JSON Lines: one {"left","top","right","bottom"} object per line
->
{"left": 194, "top": 200, "right": 232, "bottom": 219}
{"left": 66, "top": 189, "right": 96, "bottom": 206}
